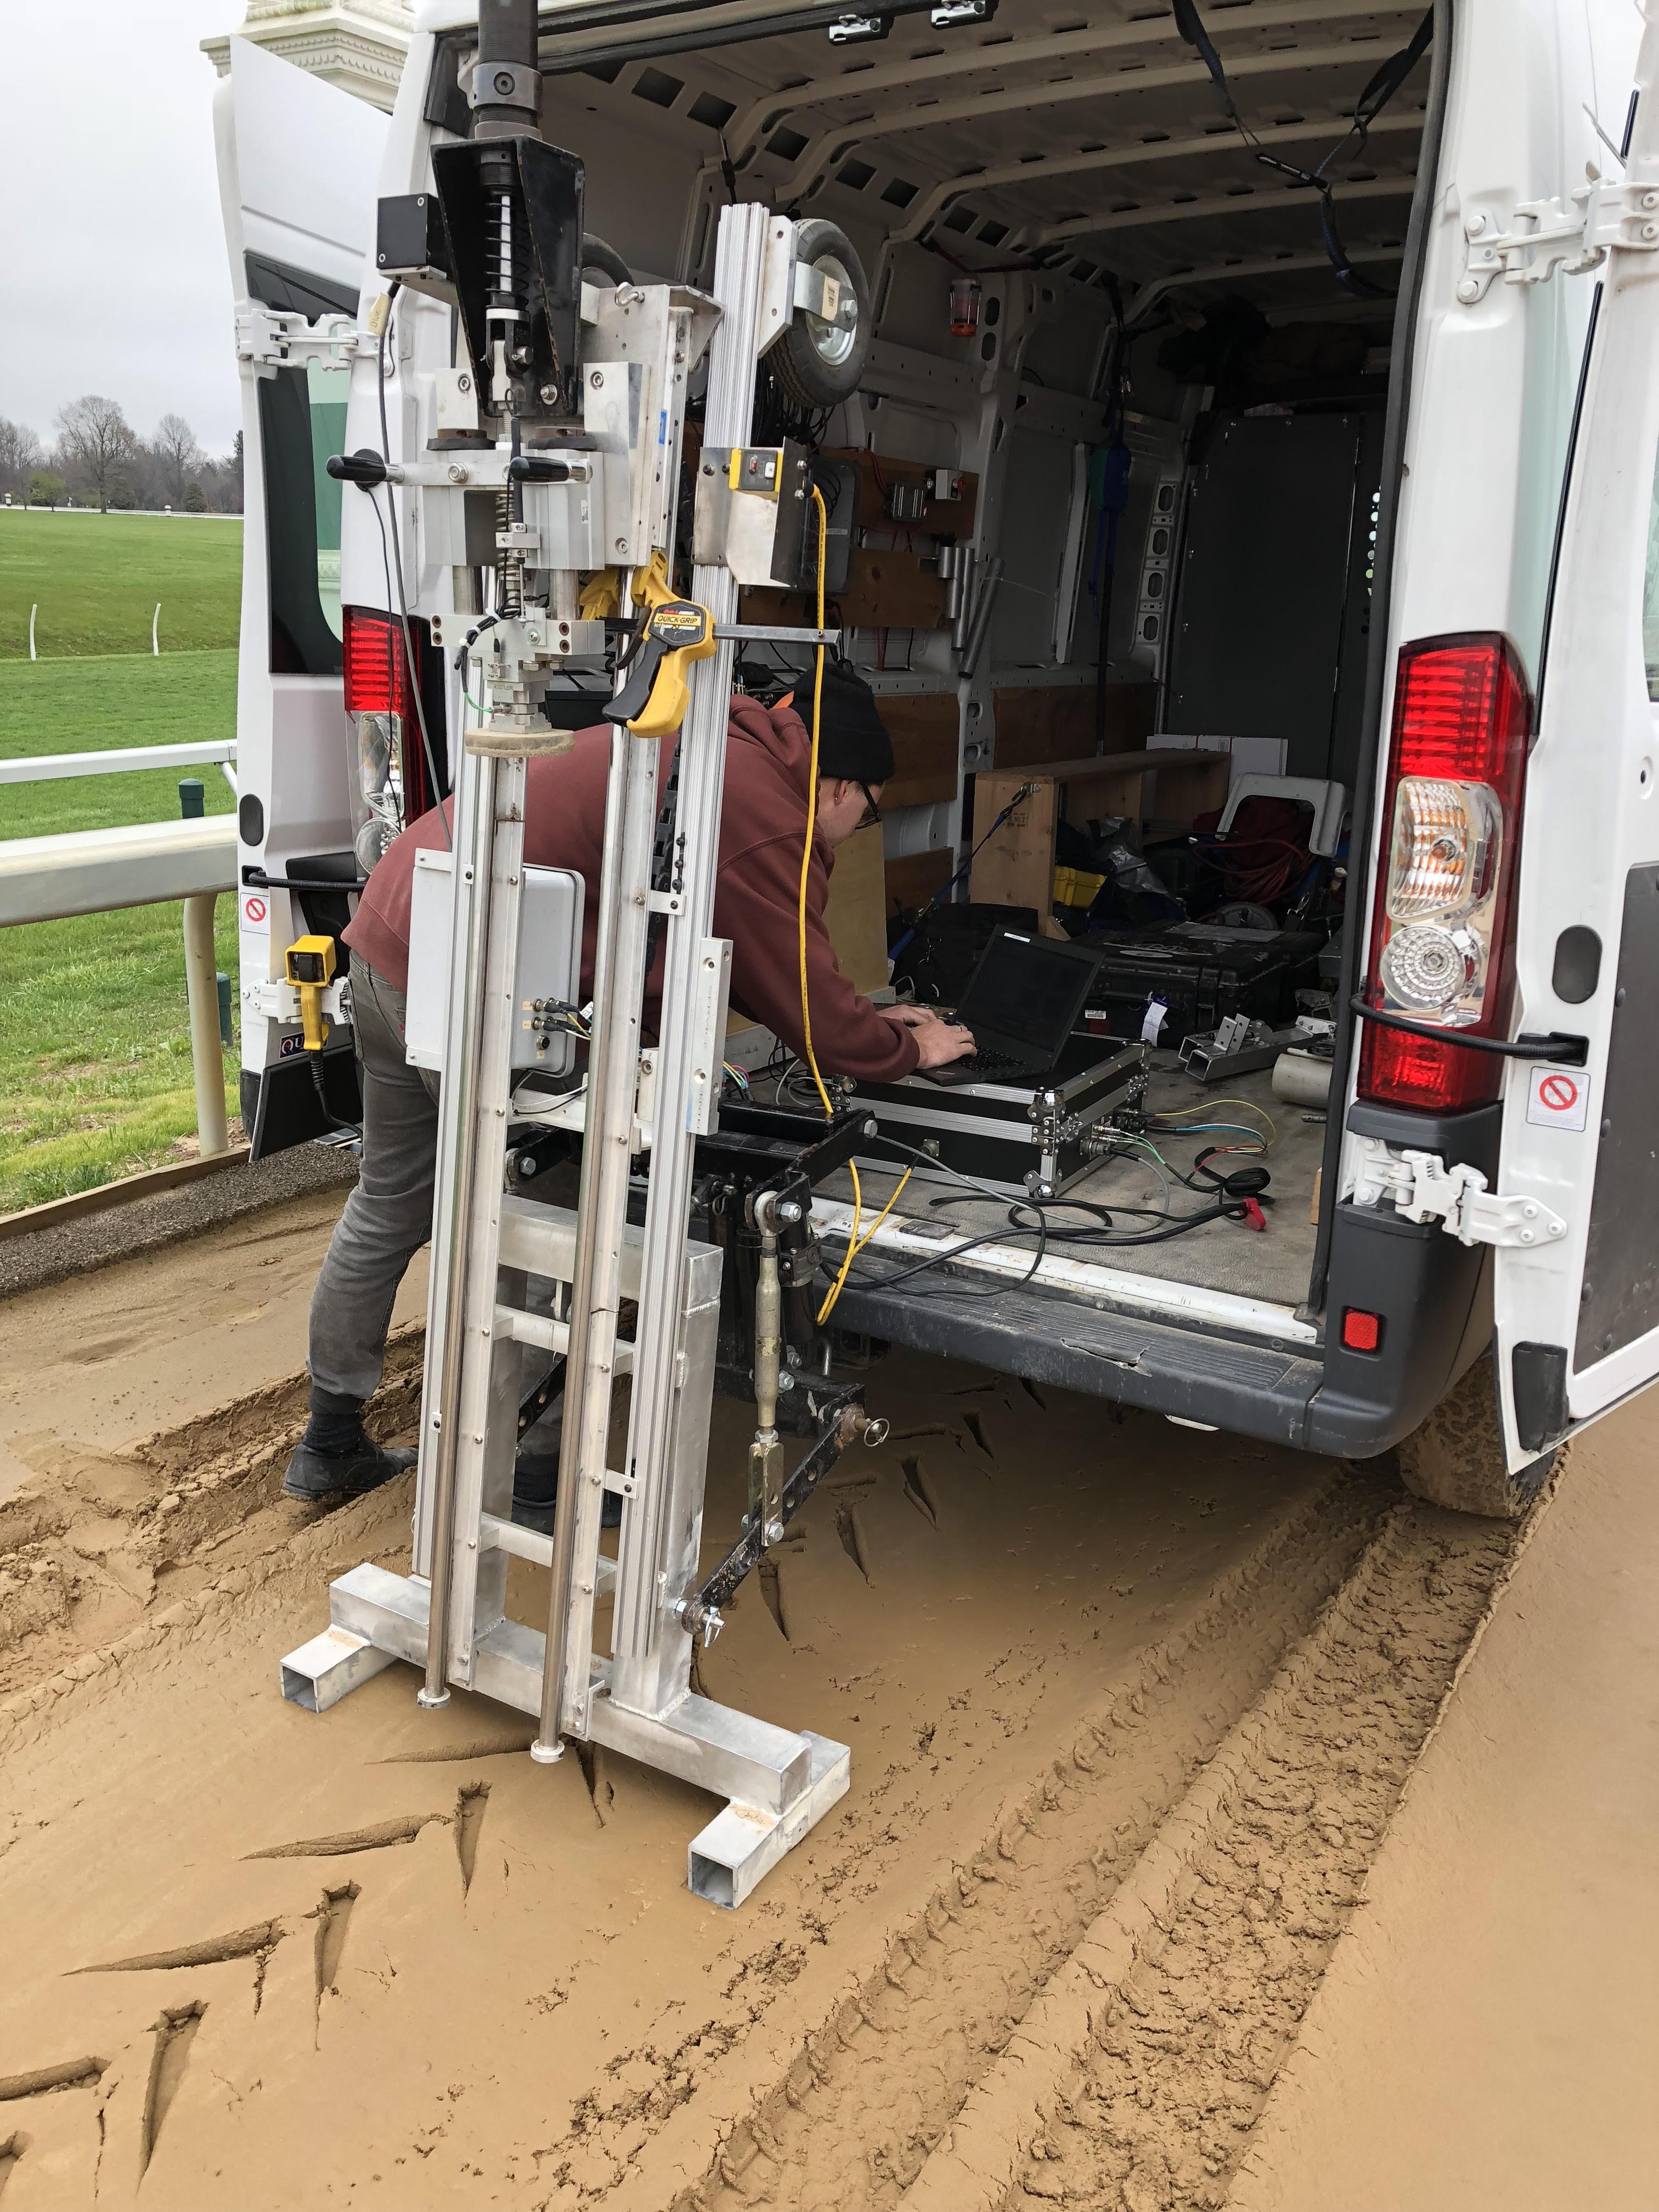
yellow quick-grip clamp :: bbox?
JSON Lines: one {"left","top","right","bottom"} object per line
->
{"left": 284, "top": 934, "right": 336, "bottom": 1052}
{"left": 606, "top": 593, "right": 716, "bottom": 740}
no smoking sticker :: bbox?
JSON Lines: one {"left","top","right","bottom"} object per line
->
{"left": 1526, "top": 1064, "right": 1590, "bottom": 1131}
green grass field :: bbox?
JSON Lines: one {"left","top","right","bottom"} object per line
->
{"left": 0, "top": 646, "right": 245, "bottom": 1212}
{"left": 1, "top": 508, "right": 242, "bottom": 659}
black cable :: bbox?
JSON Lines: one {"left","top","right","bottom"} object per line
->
{"left": 309, "top": 1052, "right": 361, "bottom": 1137}
{"left": 1347, "top": 998, "right": 1584, "bottom": 1062}
{"left": 374, "top": 280, "right": 451, "bottom": 850}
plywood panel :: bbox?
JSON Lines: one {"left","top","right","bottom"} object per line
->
{"left": 883, "top": 847, "right": 955, "bottom": 918}
{"left": 741, "top": 548, "right": 947, "bottom": 632}
{"left": 881, "top": 693, "right": 959, "bottom": 808}
{"left": 823, "top": 823, "right": 890, "bottom": 995}
{"left": 992, "top": 682, "right": 1158, "bottom": 766}
{"left": 819, "top": 448, "right": 979, "bottom": 540}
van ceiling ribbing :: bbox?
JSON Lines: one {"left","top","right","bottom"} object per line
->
{"left": 532, "top": 0, "right": 1427, "bottom": 311}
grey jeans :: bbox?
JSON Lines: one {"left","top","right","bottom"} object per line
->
{"left": 307, "top": 960, "right": 440, "bottom": 1406}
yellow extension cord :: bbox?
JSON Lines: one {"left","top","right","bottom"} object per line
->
{"left": 798, "top": 484, "right": 911, "bottom": 1324}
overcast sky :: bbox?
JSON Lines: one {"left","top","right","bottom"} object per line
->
{"left": 0, "top": 1, "right": 251, "bottom": 458}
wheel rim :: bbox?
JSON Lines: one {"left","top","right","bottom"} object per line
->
{"left": 804, "top": 253, "right": 858, "bottom": 370}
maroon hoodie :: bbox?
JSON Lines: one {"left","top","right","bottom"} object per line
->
{"left": 343, "top": 693, "right": 919, "bottom": 1083}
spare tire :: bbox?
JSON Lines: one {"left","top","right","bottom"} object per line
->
{"left": 771, "top": 219, "right": 872, "bottom": 410}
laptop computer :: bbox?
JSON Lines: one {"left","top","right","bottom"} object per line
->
{"left": 915, "top": 928, "right": 1105, "bottom": 1088}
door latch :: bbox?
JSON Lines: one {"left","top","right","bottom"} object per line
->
{"left": 1458, "top": 177, "right": 1659, "bottom": 304}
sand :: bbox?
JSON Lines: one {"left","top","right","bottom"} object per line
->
{"left": 0, "top": 1188, "right": 1629, "bottom": 2210}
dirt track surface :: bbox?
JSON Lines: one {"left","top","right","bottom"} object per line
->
{"left": 0, "top": 1203, "right": 1533, "bottom": 2209}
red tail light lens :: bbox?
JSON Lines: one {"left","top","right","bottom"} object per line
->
{"left": 343, "top": 605, "right": 414, "bottom": 720}
{"left": 1358, "top": 634, "right": 1532, "bottom": 1114}
{"left": 342, "top": 606, "right": 435, "bottom": 872}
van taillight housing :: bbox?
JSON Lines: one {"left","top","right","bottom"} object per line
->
{"left": 1358, "top": 634, "right": 1532, "bottom": 1114}
{"left": 342, "top": 606, "right": 434, "bottom": 872}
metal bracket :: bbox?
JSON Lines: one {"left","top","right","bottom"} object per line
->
{"left": 1348, "top": 1139, "right": 1568, "bottom": 1249}
{"left": 1458, "top": 176, "right": 1659, "bottom": 304}
{"left": 244, "top": 976, "right": 351, "bottom": 1028}
{"left": 234, "top": 306, "right": 364, "bottom": 376}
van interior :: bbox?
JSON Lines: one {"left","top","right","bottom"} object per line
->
{"left": 420, "top": 0, "right": 1433, "bottom": 1321}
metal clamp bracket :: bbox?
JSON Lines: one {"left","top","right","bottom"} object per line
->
{"left": 235, "top": 307, "right": 365, "bottom": 375}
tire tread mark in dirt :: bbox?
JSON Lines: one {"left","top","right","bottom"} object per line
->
{"left": 139, "top": 2001, "right": 204, "bottom": 2183}
{"left": 0, "top": 2057, "right": 107, "bottom": 2103}
{"left": 311, "top": 1882, "right": 359, "bottom": 2036}
{"left": 675, "top": 1471, "right": 1386, "bottom": 2212}
{"left": 999, "top": 1505, "right": 1524, "bottom": 2212}
{"left": 245, "top": 1813, "right": 447, "bottom": 1860}
{"left": 900, "top": 1456, "right": 940, "bottom": 1528}
{"left": 0, "top": 2130, "right": 20, "bottom": 2198}
{"left": 455, "top": 1783, "right": 490, "bottom": 1898}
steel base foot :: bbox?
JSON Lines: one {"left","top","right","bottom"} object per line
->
{"left": 529, "top": 1737, "right": 564, "bottom": 1764}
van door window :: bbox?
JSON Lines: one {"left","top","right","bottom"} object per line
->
{"left": 257, "top": 356, "right": 349, "bottom": 675}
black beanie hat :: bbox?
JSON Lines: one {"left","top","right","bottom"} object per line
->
{"left": 814, "top": 659, "right": 894, "bottom": 786}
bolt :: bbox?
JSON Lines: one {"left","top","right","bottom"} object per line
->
{"left": 457, "top": 373, "right": 472, "bottom": 393}
{"left": 591, "top": 370, "right": 605, "bottom": 388}
{"left": 448, "top": 463, "right": 468, "bottom": 483}
{"left": 777, "top": 1199, "right": 803, "bottom": 1223}
{"left": 494, "top": 68, "right": 516, "bottom": 93}
{"left": 765, "top": 1518, "right": 786, "bottom": 1544}
{"left": 540, "top": 383, "right": 559, "bottom": 404}
{"left": 616, "top": 538, "right": 628, "bottom": 552}
{"left": 1457, "top": 278, "right": 1481, "bottom": 303}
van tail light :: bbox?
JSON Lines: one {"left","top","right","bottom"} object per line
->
{"left": 342, "top": 605, "right": 435, "bottom": 872}
{"left": 1357, "top": 634, "right": 1532, "bottom": 1114}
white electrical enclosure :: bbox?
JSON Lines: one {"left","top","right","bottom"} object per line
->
{"left": 405, "top": 848, "right": 585, "bottom": 1076}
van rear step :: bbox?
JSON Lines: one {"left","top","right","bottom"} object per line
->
{"left": 834, "top": 1279, "right": 1322, "bottom": 1449}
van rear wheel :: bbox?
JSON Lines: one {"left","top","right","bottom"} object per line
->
{"left": 1395, "top": 1351, "right": 1560, "bottom": 1520}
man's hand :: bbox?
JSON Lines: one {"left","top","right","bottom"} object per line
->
{"left": 912, "top": 1019, "right": 975, "bottom": 1070}
{"left": 879, "top": 1001, "right": 945, "bottom": 1031}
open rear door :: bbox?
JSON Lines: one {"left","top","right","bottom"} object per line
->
{"left": 212, "top": 40, "right": 387, "bottom": 1155}
{"left": 1495, "top": 20, "right": 1659, "bottom": 1465}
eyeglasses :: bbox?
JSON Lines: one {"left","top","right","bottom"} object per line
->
{"left": 856, "top": 781, "right": 883, "bottom": 830}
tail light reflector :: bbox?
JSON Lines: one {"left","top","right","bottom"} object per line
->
{"left": 1358, "top": 634, "right": 1532, "bottom": 1114}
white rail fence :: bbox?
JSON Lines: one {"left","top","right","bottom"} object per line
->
{"left": 0, "top": 742, "right": 240, "bottom": 1159}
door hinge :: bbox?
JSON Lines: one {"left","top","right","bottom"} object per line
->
{"left": 1349, "top": 1141, "right": 1568, "bottom": 1249}
{"left": 234, "top": 306, "right": 368, "bottom": 376}
{"left": 1458, "top": 176, "right": 1659, "bottom": 304}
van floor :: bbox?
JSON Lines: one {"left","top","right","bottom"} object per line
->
{"left": 822, "top": 1060, "right": 1322, "bottom": 1312}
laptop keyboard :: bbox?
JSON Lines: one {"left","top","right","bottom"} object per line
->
{"left": 954, "top": 1048, "right": 1023, "bottom": 1076}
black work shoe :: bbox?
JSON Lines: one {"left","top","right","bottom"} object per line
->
{"left": 283, "top": 1438, "right": 417, "bottom": 1503}
{"left": 510, "top": 1472, "right": 623, "bottom": 1534}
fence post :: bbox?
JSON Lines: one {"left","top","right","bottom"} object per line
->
{"left": 29, "top": 605, "right": 36, "bottom": 661}
{"left": 182, "top": 894, "right": 231, "bottom": 1158}
{"left": 152, "top": 603, "right": 161, "bottom": 656}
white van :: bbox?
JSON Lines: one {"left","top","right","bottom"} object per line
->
{"left": 213, "top": 0, "right": 1659, "bottom": 1517}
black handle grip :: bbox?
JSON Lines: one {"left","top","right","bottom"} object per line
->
{"left": 326, "top": 448, "right": 390, "bottom": 489}
{"left": 507, "top": 455, "right": 573, "bottom": 483}
{"left": 605, "top": 633, "right": 666, "bottom": 727}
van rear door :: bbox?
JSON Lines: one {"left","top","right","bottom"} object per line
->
{"left": 1494, "top": 21, "right": 1659, "bottom": 1466}
{"left": 211, "top": 39, "right": 386, "bottom": 1154}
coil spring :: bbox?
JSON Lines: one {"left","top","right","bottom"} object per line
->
{"left": 495, "top": 485, "right": 522, "bottom": 617}
{"left": 486, "top": 188, "right": 528, "bottom": 317}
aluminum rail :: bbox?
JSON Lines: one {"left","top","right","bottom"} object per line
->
{"left": 0, "top": 740, "right": 238, "bottom": 785}
{"left": 0, "top": 815, "right": 236, "bottom": 924}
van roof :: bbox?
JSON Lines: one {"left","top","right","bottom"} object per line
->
{"left": 415, "top": 0, "right": 1428, "bottom": 321}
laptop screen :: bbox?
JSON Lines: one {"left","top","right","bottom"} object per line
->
{"left": 961, "top": 932, "right": 1093, "bottom": 1054}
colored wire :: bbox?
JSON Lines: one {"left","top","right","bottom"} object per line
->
{"left": 793, "top": 481, "right": 864, "bottom": 1324}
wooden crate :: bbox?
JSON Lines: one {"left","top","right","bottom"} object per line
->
{"left": 968, "top": 751, "right": 1229, "bottom": 912}
{"left": 991, "top": 682, "right": 1158, "bottom": 767}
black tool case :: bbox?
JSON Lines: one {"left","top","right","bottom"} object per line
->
{"left": 851, "top": 1037, "right": 1145, "bottom": 1200}
{"left": 1081, "top": 923, "right": 1325, "bottom": 1045}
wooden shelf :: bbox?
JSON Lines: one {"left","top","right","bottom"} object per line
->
{"left": 969, "top": 752, "right": 1229, "bottom": 913}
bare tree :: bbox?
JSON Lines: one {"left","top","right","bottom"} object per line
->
{"left": 153, "top": 412, "right": 203, "bottom": 506}
{"left": 55, "top": 394, "right": 138, "bottom": 512}
{"left": 0, "top": 415, "right": 42, "bottom": 499}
